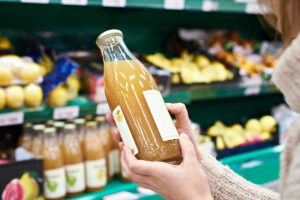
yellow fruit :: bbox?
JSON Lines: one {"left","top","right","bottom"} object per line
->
{"left": 20, "top": 173, "right": 39, "bottom": 200}
{"left": 19, "top": 63, "right": 41, "bottom": 83}
{"left": 67, "top": 75, "right": 81, "bottom": 92}
{"left": 48, "top": 85, "right": 68, "bottom": 107}
{"left": 195, "top": 55, "right": 210, "bottom": 68}
{"left": 0, "top": 65, "right": 13, "bottom": 85}
{"left": 231, "top": 124, "right": 244, "bottom": 134}
{"left": 207, "top": 121, "right": 226, "bottom": 136}
{"left": 216, "top": 136, "right": 225, "bottom": 150}
{"left": 24, "top": 84, "right": 43, "bottom": 107}
{"left": 6, "top": 85, "right": 24, "bottom": 109}
{"left": 0, "top": 55, "right": 23, "bottom": 76}
{"left": 261, "top": 132, "right": 272, "bottom": 141}
{"left": 260, "top": 115, "right": 277, "bottom": 133}
{"left": 0, "top": 87, "right": 5, "bottom": 110}
{"left": 245, "top": 119, "right": 261, "bottom": 133}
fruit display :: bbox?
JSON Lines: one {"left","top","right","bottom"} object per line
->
{"left": 145, "top": 51, "right": 234, "bottom": 84}
{"left": 207, "top": 115, "right": 277, "bottom": 152}
{"left": 2, "top": 172, "right": 42, "bottom": 200}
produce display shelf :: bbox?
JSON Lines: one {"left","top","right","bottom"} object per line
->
{"left": 66, "top": 144, "right": 283, "bottom": 200}
{"left": 0, "top": 0, "right": 260, "bottom": 14}
{"left": 0, "top": 82, "right": 280, "bottom": 126}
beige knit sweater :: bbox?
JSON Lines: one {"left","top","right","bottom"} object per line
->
{"left": 199, "top": 33, "right": 300, "bottom": 200}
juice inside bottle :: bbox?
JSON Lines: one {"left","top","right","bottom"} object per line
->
{"left": 95, "top": 116, "right": 114, "bottom": 181}
{"left": 53, "top": 121, "right": 65, "bottom": 150}
{"left": 43, "top": 127, "right": 66, "bottom": 200}
{"left": 82, "top": 121, "right": 107, "bottom": 192}
{"left": 96, "top": 30, "right": 182, "bottom": 163}
{"left": 74, "top": 118, "right": 86, "bottom": 147}
{"left": 18, "top": 123, "right": 33, "bottom": 151}
{"left": 31, "top": 124, "right": 45, "bottom": 158}
{"left": 62, "top": 124, "right": 86, "bottom": 198}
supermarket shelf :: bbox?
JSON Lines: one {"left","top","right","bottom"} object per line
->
{"left": 66, "top": 145, "right": 283, "bottom": 200}
{"left": 0, "top": 82, "right": 280, "bottom": 125}
{"left": 0, "top": 0, "right": 260, "bottom": 14}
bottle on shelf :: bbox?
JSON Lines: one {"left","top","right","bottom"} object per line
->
{"left": 53, "top": 121, "right": 65, "bottom": 149}
{"left": 43, "top": 127, "right": 66, "bottom": 200}
{"left": 95, "top": 116, "right": 114, "bottom": 181}
{"left": 31, "top": 124, "right": 45, "bottom": 158}
{"left": 96, "top": 29, "right": 181, "bottom": 163}
{"left": 62, "top": 124, "right": 86, "bottom": 198}
{"left": 82, "top": 121, "right": 107, "bottom": 192}
{"left": 74, "top": 118, "right": 86, "bottom": 147}
{"left": 85, "top": 115, "right": 93, "bottom": 122}
{"left": 110, "top": 126, "right": 120, "bottom": 177}
{"left": 17, "top": 123, "right": 33, "bottom": 151}
{"left": 45, "top": 120, "right": 54, "bottom": 128}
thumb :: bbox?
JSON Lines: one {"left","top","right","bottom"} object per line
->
{"left": 179, "top": 133, "right": 197, "bottom": 164}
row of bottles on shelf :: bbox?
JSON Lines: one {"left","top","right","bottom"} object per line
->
{"left": 18, "top": 115, "right": 130, "bottom": 200}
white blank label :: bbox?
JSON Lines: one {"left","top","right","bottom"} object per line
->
{"left": 102, "top": 0, "right": 126, "bottom": 7}
{"left": 0, "top": 112, "right": 24, "bottom": 127}
{"left": 96, "top": 103, "right": 111, "bottom": 115}
{"left": 21, "top": 0, "right": 49, "bottom": 3}
{"left": 244, "top": 86, "right": 261, "bottom": 96}
{"left": 53, "top": 106, "right": 79, "bottom": 120}
{"left": 202, "top": 1, "right": 218, "bottom": 12}
{"left": 61, "top": 0, "right": 87, "bottom": 5}
{"left": 164, "top": 0, "right": 185, "bottom": 10}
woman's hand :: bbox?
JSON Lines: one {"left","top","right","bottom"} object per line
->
{"left": 106, "top": 103, "right": 202, "bottom": 161}
{"left": 121, "top": 134, "right": 213, "bottom": 200}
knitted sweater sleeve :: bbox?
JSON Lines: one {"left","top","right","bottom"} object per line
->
{"left": 199, "top": 153, "right": 279, "bottom": 200}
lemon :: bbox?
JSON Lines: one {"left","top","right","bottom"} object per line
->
{"left": 48, "top": 85, "right": 68, "bottom": 107}
{"left": 0, "top": 87, "right": 6, "bottom": 110}
{"left": 245, "top": 119, "right": 261, "bottom": 133}
{"left": 24, "top": 84, "right": 43, "bottom": 107}
{"left": 6, "top": 85, "right": 24, "bottom": 109}
{"left": 19, "top": 63, "right": 41, "bottom": 83}
{"left": 260, "top": 115, "right": 277, "bottom": 132}
{"left": 0, "top": 65, "right": 13, "bottom": 85}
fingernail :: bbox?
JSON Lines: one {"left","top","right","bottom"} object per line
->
{"left": 180, "top": 133, "right": 189, "bottom": 139}
{"left": 166, "top": 103, "right": 174, "bottom": 108}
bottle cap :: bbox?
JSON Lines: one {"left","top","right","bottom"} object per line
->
{"left": 24, "top": 122, "right": 32, "bottom": 128}
{"left": 53, "top": 121, "right": 65, "bottom": 128}
{"left": 96, "top": 29, "right": 123, "bottom": 47}
{"left": 45, "top": 120, "right": 54, "bottom": 127}
{"left": 33, "top": 124, "right": 45, "bottom": 131}
{"left": 65, "top": 123, "right": 76, "bottom": 130}
{"left": 95, "top": 116, "right": 106, "bottom": 123}
{"left": 44, "top": 127, "right": 56, "bottom": 134}
{"left": 74, "top": 118, "right": 85, "bottom": 125}
{"left": 86, "top": 121, "right": 97, "bottom": 127}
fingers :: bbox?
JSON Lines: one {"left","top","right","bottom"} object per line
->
{"left": 106, "top": 113, "right": 116, "bottom": 126}
{"left": 166, "top": 103, "right": 191, "bottom": 131}
{"left": 179, "top": 133, "right": 197, "bottom": 165}
{"left": 113, "top": 129, "right": 122, "bottom": 142}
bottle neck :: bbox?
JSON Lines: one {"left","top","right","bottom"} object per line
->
{"left": 44, "top": 133, "right": 57, "bottom": 145}
{"left": 100, "top": 36, "right": 136, "bottom": 62}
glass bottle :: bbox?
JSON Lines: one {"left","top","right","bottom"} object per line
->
{"left": 74, "top": 118, "right": 86, "bottom": 146}
{"left": 53, "top": 121, "right": 65, "bottom": 149}
{"left": 31, "top": 124, "right": 45, "bottom": 158}
{"left": 43, "top": 127, "right": 66, "bottom": 200}
{"left": 96, "top": 29, "right": 181, "bottom": 163}
{"left": 62, "top": 124, "right": 86, "bottom": 198}
{"left": 95, "top": 116, "right": 113, "bottom": 181}
{"left": 17, "top": 123, "right": 33, "bottom": 151}
{"left": 82, "top": 121, "right": 106, "bottom": 192}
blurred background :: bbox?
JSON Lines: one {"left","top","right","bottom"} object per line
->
{"left": 0, "top": 0, "right": 296, "bottom": 199}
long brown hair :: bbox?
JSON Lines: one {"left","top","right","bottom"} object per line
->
{"left": 258, "top": 0, "right": 300, "bottom": 48}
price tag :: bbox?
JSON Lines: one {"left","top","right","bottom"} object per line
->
{"left": 245, "top": 3, "right": 261, "bottom": 14}
{"left": 164, "top": 0, "right": 185, "bottom": 10}
{"left": 202, "top": 0, "right": 218, "bottom": 12}
{"left": 61, "top": 0, "right": 87, "bottom": 5}
{"left": 96, "top": 102, "right": 111, "bottom": 115}
{"left": 244, "top": 86, "right": 261, "bottom": 96}
{"left": 0, "top": 112, "right": 24, "bottom": 127}
{"left": 102, "top": 0, "right": 126, "bottom": 7}
{"left": 21, "top": 0, "right": 49, "bottom": 3}
{"left": 53, "top": 106, "right": 79, "bottom": 120}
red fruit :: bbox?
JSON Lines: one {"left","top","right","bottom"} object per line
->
{"left": 2, "top": 179, "right": 25, "bottom": 200}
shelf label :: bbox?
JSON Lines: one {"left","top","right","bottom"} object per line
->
{"left": 202, "top": 0, "right": 218, "bottom": 12}
{"left": 96, "top": 102, "right": 111, "bottom": 115}
{"left": 103, "top": 192, "right": 139, "bottom": 200}
{"left": 245, "top": 3, "right": 261, "bottom": 14}
{"left": 53, "top": 106, "right": 79, "bottom": 120}
{"left": 244, "top": 86, "right": 261, "bottom": 96}
{"left": 102, "top": 0, "right": 126, "bottom": 7}
{"left": 61, "top": 0, "right": 87, "bottom": 5}
{"left": 164, "top": 0, "right": 185, "bottom": 10}
{"left": 21, "top": 0, "right": 49, "bottom": 3}
{"left": 0, "top": 112, "right": 24, "bottom": 127}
